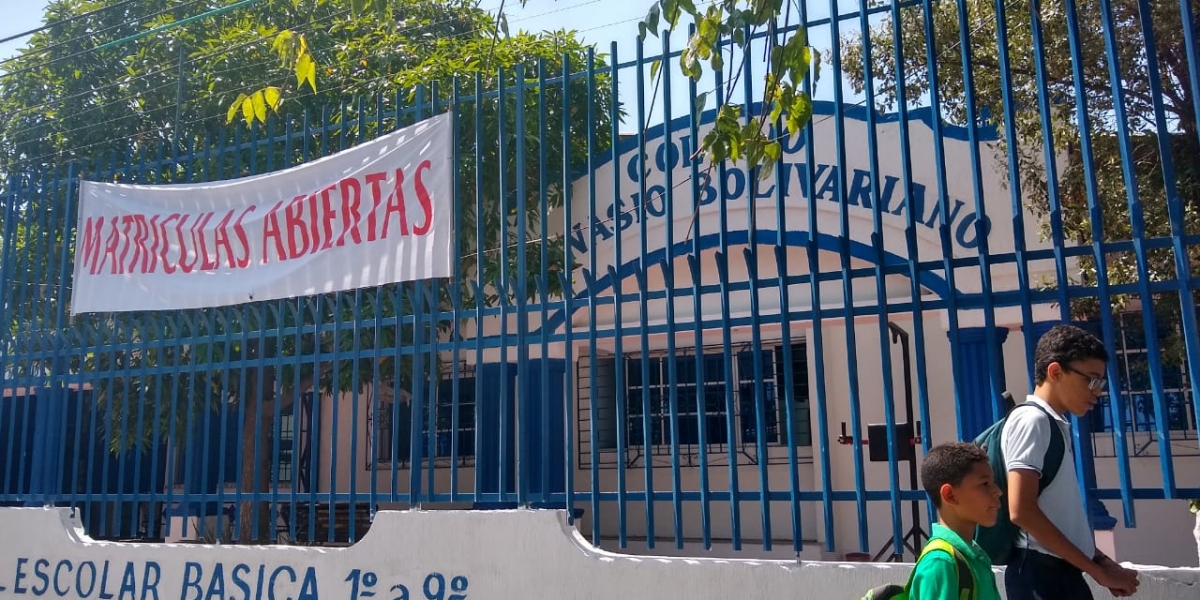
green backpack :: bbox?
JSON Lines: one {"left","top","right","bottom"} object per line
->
{"left": 971, "top": 400, "right": 1065, "bottom": 565}
{"left": 860, "top": 538, "right": 976, "bottom": 600}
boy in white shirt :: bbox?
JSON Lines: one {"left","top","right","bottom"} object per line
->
{"left": 1002, "top": 324, "right": 1140, "bottom": 599}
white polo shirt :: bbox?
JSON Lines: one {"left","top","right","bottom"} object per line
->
{"left": 1000, "top": 395, "right": 1095, "bottom": 559}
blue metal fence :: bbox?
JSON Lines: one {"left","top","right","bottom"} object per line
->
{"left": 1, "top": 0, "right": 1198, "bottom": 560}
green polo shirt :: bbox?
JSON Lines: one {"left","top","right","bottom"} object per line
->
{"left": 908, "top": 524, "right": 1002, "bottom": 600}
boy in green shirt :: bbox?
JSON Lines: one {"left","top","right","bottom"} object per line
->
{"left": 908, "top": 442, "right": 1004, "bottom": 600}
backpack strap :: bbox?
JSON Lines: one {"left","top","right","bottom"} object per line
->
{"left": 1018, "top": 402, "right": 1067, "bottom": 495}
{"left": 904, "top": 539, "right": 977, "bottom": 600}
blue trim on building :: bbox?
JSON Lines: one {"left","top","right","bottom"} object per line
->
{"left": 536, "top": 229, "right": 955, "bottom": 336}
{"left": 576, "top": 100, "right": 1003, "bottom": 178}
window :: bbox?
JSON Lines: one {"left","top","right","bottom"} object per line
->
{"left": 276, "top": 409, "right": 295, "bottom": 483}
{"left": 431, "top": 375, "right": 476, "bottom": 460}
{"left": 368, "top": 373, "right": 477, "bottom": 469}
{"left": 1089, "top": 313, "right": 1197, "bottom": 441}
{"left": 622, "top": 342, "right": 812, "bottom": 463}
{"left": 369, "top": 397, "right": 411, "bottom": 468}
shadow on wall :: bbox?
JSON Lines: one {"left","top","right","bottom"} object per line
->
{"left": 1, "top": 507, "right": 1198, "bottom": 600}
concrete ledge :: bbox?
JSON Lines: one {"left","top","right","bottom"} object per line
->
{"left": 0, "top": 507, "right": 1195, "bottom": 599}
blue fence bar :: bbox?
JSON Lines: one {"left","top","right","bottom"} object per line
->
{"left": 0, "top": 0, "right": 1197, "bottom": 564}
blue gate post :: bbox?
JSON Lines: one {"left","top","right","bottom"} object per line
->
{"left": 26, "top": 333, "right": 67, "bottom": 507}
{"left": 1070, "top": 321, "right": 1118, "bottom": 531}
{"left": 953, "top": 327, "right": 1010, "bottom": 440}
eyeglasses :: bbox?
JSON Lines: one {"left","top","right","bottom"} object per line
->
{"left": 1062, "top": 365, "right": 1107, "bottom": 391}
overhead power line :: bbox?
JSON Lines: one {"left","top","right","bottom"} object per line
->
{"left": 0, "top": 0, "right": 139, "bottom": 45}
{"left": 1, "top": 0, "right": 212, "bottom": 71}
{"left": 94, "top": 0, "right": 268, "bottom": 52}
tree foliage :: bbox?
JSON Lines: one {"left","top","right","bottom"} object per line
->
{"left": 840, "top": 0, "right": 1200, "bottom": 334}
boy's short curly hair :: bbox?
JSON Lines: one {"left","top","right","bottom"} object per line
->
{"left": 921, "top": 442, "right": 990, "bottom": 509}
{"left": 1033, "top": 324, "right": 1108, "bottom": 385}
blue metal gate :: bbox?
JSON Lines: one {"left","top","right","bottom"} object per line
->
{"left": 1, "top": 0, "right": 1198, "bottom": 561}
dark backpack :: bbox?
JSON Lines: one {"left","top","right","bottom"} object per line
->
{"left": 972, "top": 399, "right": 1065, "bottom": 565}
{"left": 860, "top": 538, "right": 976, "bottom": 600}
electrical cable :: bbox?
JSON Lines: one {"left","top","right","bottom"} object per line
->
{"left": 1, "top": 0, "right": 220, "bottom": 74}
{"left": 8, "top": 8, "right": 640, "bottom": 169}
{"left": 0, "top": 0, "right": 139, "bottom": 45}
{"left": 1, "top": 0, "right": 596, "bottom": 155}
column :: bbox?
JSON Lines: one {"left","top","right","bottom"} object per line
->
{"left": 952, "top": 326, "right": 1010, "bottom": 441}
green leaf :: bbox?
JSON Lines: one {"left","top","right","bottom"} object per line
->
{"left": 692, "top": 91, "right": 709, "bottom": 117}
{"left": 251, "top": 90, "right": 268, "bottom": 123}
{"left": 296, "top": 52, "right": 317, "bottom": 93}
{"left": 241, "top": 95, "right": 254, "bottom": 127}
{"left": 227, "top": 93, "right": 248, "bottom": 124}
{"left": 786, "top": 90, "right": 813, "bottom": 135}
{"left": 650, "top": 59, "right": 661, "bottom": 82}
{"left": 664, "top": 0, "right": 681, "bottom": 27}
{"left": 264, "top": 86, "right": 282, "bottom": 112}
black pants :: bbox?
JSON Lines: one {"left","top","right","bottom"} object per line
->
{"left": 1005, "top": 548, "right": 1094, "bottom": 600}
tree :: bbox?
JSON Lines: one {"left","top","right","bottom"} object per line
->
{"left": 0, "top": 0, "right": 612, "bottom": 542}
{"left": 839, "top": 0, "right": 1199, "bottom": 352}
{"left": 235, "top": 1, "right": 823, "bottom": 181}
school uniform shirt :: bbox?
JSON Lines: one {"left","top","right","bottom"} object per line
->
{"left": 1000, "top": 395, "right": 1096, "bottom": 560}
{"left": 909, "top": 523, "right": 1002, "bottom": 600}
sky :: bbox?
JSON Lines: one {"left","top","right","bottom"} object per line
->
{"left": 0, "top": 1, "right": 694, "bottom": 73}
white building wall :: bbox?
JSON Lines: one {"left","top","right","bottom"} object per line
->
{"left": 3, "top": 508, "right": 1196, "bottom": 600}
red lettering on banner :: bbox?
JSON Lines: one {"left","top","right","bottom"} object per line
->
{"left": 319, "top": 185, "right": 337, "bottom": 251}
{"left": 79, "top": 159, "right": 442, "bottom": 278}
{"left": 159, "top": 214, "right": 179, "bottom": 275}
{"left": 128, "top": 215, "right": 149, "bottom": 274}
{"left": 306, "top": 193, "right": 321, "bottom": 254}
{"left": 101, "top": 219, "right": 121, "bottom": 275}
{"left": 116, "top": 216, "right": 136, "bottom": 274}
{"left": 177, "top": 214, "right": 196, "bottom": 273}
{"left": 284, "top": 195, "right": 311, "bottom": 258}
{"left": 194, "top": 212, "right": 218, "bottom": 271}
{"left": 233, "top": 206, "right": 255, "bottom": 268}
{"left": 212, "top": 210, "right": 237, "bottom": 268}
{"left": 143, "top": 215, "right": 161, "bottom": 274}
{"left": 338, "top": 177, "right": 363, "bottom": 247}
{"left": 413, "top": 160, "right": 435, "bottom": 236}
{"left": 381, "top": 168, "right": 409, "bottom": 239}
{"left": 79, "top": 216, "right": 106, "bottom": 275}
{"left": 365, "top": 172, "right": 388, "bottom": 242}
{"left": 262, "top": 200, "right": 287, "bottom": 263}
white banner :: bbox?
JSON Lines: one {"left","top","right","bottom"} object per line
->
{"left": 71, "top": 113, "right": 454, "bottom": 314}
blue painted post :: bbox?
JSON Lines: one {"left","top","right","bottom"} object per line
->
{"left": 952, "top": 326, "right": 1010, "bottom": 441}
{"left": 27, "top": 334, "right": 67, "bottom": 508}
{"left": 1070, "top": 321, "right": 1118, "bottom": 531}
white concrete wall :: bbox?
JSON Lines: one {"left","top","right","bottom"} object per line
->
{"left": 1, "top": 508, "right": 1195, "bottom": 600}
